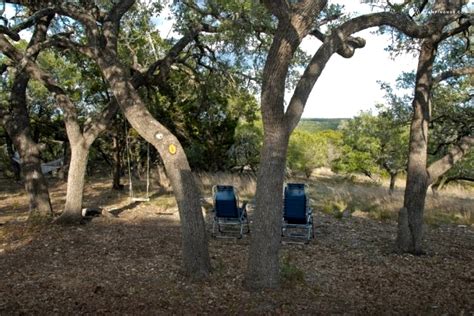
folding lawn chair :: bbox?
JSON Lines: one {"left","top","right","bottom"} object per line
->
{"left": 212, "top": 185, "right": 250, "bottom": 239}
{"left": 281, "top": 183, "right": 314, "bottom": 243}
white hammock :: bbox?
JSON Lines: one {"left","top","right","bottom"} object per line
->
{"left": 12, "top": 152, "right": 64, "bottom": 174}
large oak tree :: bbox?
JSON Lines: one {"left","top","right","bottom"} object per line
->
{"left": 244, "top": 0, "right": 466, "bottom": 289}
{"left": 1, "top": 0, "right": 212, "bottom": 279}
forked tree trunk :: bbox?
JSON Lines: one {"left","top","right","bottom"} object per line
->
{"left": 97, "top": 53, "right": 210, "bottom": 279}
{"left": 397, "top": 39, "right": 437, "bottom": 254}
{"left": 245, "top": 127, "right": 289, "bottom": 289}
{"left": 56, "top": 140, "right": 90, "bottom": 224}
{"left": 243, "top": 12, "right": 309, "bottom": 289}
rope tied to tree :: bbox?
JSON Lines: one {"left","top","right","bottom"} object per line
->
{"left": 125, "top": 121, "right": 151, "bottom": 202}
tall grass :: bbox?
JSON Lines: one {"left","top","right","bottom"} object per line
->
{"left": 195, "top": 171, "right": 473, "bottom": 225}
{"left": 308, "top": 174, "right": 473, "bottom": 225}
{"left": 196, "top": 172, "right": 257, "bottom": 199}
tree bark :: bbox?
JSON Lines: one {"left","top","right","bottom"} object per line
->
{"left": 426, "top": 136, "right": 474, "bottom": 183}
{"left": 246, "top": 127, "right": 289, "bottom": 289}
{"left": 0, "top": 15, "right": 54, "bottom": 219}
{"left": 245, "top": 1, "right": 325, "bottom": 290}
{"left": 97, "top": 51, "right": 210, "bottom": 279}
{"left": 397, "top": 39, "right": 437, "bottom": 254}
{"left": 5, "top": 72, "right": 53, "bottom": 219}
{"left": 55, "top": 140, "right": 90, "bottom": 224}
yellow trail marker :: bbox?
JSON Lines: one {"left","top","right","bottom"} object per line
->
{"left": 168, "top": 144, "right": 177, "bottom": 155}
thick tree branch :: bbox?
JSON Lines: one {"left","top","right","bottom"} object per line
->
{"left": 439, "top": 18, "right": 472, "bottom": 42}
{"left": 261, "top": 0, "right": 291, "bottom": 21}
{"left": 437, "top": 176, "right": 474, "bottom": 186}
{"left": 434, "top": 67, "right": 474, "bottom": 84}
{"left": 10, "top": 8, "right": 56, "bottom": 33}
{"left": 0, "top": 25, "right": 20, "bottom": 41}
{"left": 131, "top": 27, "right": 201, "bottom": 88}
{"left": 83, "top": 97, "right": 119, "bottom": 143}
{"left": 285, "top": 10, "right": 460, "bottom": 131}
{"left": 28, "top": 34, "right": 95, "bottom": 59}
{"left": 310, "top": 28, "right": 366, "bottom": 58}
{"left": 427, "top": 136, "right": 474, "bottom": 185}
{"left": 0, "top": 62, "right": 8, "bottom": 75}
{"left": 106, "top": 0, "right": 135, "bottom": 23}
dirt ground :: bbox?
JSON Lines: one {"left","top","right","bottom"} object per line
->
{"left": 0, "top": 177, "right": 473, "bottom": 315}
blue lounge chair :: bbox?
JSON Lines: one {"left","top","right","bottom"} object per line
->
{"left": 282, "top": 183, "right": 314, "bottom": 243}
{"left": 212, "top": 185, "right": 250, "bottom": 239}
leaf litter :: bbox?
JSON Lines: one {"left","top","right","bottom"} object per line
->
{"left": 0, "top": 179, "right": 472, "bottom": 314}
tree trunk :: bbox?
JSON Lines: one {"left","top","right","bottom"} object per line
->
{"left": 20, "top": 141, "right": 54, "bottom": 219}
{"left": 5, "top": 72, "right": 53, "bottom": 219}
{"left": 0, "top": 11, "right": 55, "bottom": 220}
{"left": 245, "top": 127, "right": 289, "bottom": 289}
{"left": 97, "top": 53, "right": 210, "bottom": 279}
{"left": 112, "top": 135, "right": 123, "bottom": 190}
{"left": 397, "top": 39, "right": 437, "bottom": 254}
{"left": 56, "top": 140, "right": 90, "bottom": 224}
{"left": 388, "top": 172, "right": 397, "bottom": 195}
{"left": 243, "top": 17, "right": 304, "bottom": 289}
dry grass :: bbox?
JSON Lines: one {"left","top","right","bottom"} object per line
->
{"left": 0, "top": 171, "right": 472, "bottom": 232}
{"left": 196, "top": 172, "right": 257, "bottom": 200}
{"left": 307, "top": 173, "right": 474, "bottom": 226}
{"left": 196, "top": 171, "right": 473, "bottom": 226}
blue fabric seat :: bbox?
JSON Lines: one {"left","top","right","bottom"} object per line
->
{"left": 282, "top": 183, "right": 314, "bottom": 243}
{"left": 212, "top": 185, "right": 249, "bottom": 239}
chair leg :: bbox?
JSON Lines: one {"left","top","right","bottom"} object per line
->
{"left": 212, "top": 219, "right": 218, "bottom": 238}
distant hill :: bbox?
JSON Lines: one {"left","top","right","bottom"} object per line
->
{"left": 297, "top": 118, "right": 347, "bottom": 132}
